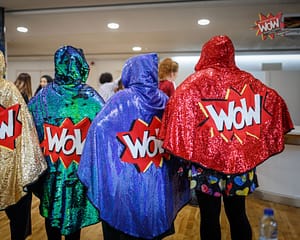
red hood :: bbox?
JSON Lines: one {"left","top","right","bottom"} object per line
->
{"left": 195, "top": 35, "right": 237, "bottom": 71}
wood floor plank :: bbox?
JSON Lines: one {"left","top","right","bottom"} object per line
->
{"left": 0, "top": 195, "right": 299, "bottom": 239}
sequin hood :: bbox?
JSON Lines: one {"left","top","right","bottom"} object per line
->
{"left": 54, "top": 46, "right": 89, "bottom": 86}
{"left": 195, "top": 35, "right": 237, "bottom": 71}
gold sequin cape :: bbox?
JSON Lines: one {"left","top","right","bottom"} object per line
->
{"left": 0, "top": 77, "right": 47, "bottom": 210}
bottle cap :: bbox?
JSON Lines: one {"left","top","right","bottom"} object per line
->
{"left": 264, "top": 208, "right": 274, "bottom": 216}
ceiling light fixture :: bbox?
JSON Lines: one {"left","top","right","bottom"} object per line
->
{"left": 197, "top": 19, "right": 210, "bottom": 26}
{"left": 107, "top": 22, "right": 119, "bottom": 29}
{"left": 132, "top": 46, "right": 142, "bottom": 52}
{"left": 17, "top": 26, "right": 28, "bottom": 33}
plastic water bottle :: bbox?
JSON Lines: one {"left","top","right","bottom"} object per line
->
{"left": 259, "top": 208, "right": 278, "bottom": 240}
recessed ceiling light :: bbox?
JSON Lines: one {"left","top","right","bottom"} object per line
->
{"left": 197, "top": 19, "right": 210, "bottom": 26}
{"left": 132, "top": 46, "right": 142, "bottom": 52}
{"left": 17, "top": 26, "right": 28, "bottom": 33}
{"left": 107, "top": 22, "right": 119, "bottom": 30}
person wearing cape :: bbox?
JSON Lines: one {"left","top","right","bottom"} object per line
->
{"left": 28, "top": 46, "right": 104, "bottom": 239}
{"left": 0, "top": 50, "right": 47, "bottom": 240}
{"left": 78, "top": 53, "right": 190, "bottom": 239}
{"left": 159, "top": 35, "right": 294, "bottom": 240}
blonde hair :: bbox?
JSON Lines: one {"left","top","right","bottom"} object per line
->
{"left": 14, "top": 73, "right": 33, "bottom": 99}
{"left": 158, "top": 58, "right": 178, "bottom": 80}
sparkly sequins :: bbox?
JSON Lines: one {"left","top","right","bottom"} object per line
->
{"left": 78, "top": 53, "right": 190, "bottom": 238}
{"left": 28, "top": 46, "right": 104, "bottom": 235}
{"left": 0, "top": 51, "right": 47, "bottom": 209}
{"left": 159, "top": 35, "right": 294, "bottom": 174}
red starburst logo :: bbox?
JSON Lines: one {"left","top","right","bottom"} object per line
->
{"left": 198, "top": 84, "right": 272, "bottom": 143}
{"left": 253, "top": 12, "right": 284, "bottom": 40}
{"left": 117, "top": 116, "right": 169, "bottom": 173}
{"left": 41, "top": 117, "right": 91, "bottom": 168}
{"left": 0, "top": 104, "right": 22, "bottom": 150}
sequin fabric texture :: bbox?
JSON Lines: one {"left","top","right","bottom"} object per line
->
{"left": 0, "top": 51, "right": 47, "bottom": 210}
{"left": 28, "top": 46, "right": 104, "bottom": 235}
{"left": 78, "top": 53, "right": 190, "bottom": 238}
{"left": 159, "top": 35, "right": 294, "bottom": 175}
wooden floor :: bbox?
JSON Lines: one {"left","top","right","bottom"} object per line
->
{"left": 0, "top": 195, "right": 299, "bottom": 240}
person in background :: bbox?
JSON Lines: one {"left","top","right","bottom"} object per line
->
{"left": 14, "top": 73, "right": 33, "bottom": 104}
{"left": 28, "top": 46, "right": 104, "bottom": 240}
{"left": 159, "top": 35, "right": 294, "bottom": 240}
{"left": 34, "top": 75, "right": 53, "bottom": 95}
{"left": 158, "top": 58, "right": 178, "bottom": 97}
{"left": 113, "top": 77, "right": 124, "bottom": 93}
{"left": 98, "top": 72, "right": 117, "bottom": 101}
{"left": 0, "top": 51, "right": 47, "bottom": 240}
{"left": 78, "top": 53, "right": 190, "bottom": 240}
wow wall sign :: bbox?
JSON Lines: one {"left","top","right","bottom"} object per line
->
{"left": 253, "top": 12, "right": 300, "bottom": 40}
{"left": 253, "top": 12, "right": 284, "bottom": 40}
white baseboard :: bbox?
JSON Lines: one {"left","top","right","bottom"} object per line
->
{"left": 252, "top": 190, "right": 300, "bottom": 208}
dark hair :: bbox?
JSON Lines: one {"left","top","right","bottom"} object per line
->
{"left": 115, "top": 79, "right": 124, "bottom": 92}
{"left": 41, "top": 74, "right": 53, "bottom": 83}
{"left": 34, "top": 75, "right": 54, "bottom": 96}
{"left": 99, "top": 72, "right": 113, "bottom": 84}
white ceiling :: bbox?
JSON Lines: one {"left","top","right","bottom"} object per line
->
{"left": 2, "top": 0, "right": 300, "bottom": 59}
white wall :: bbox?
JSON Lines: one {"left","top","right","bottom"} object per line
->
{"left": 267, "top": 71, "right": 300, "bottom": 125}
{"left": 257, "top": 144, "right": 300, "bottom": 199}
{"left": 7, "top": 60, "right": 54, "bottom": 94}
{"left": 86, "top": 59, "right": 125, "bottom": 90}
{"left": 6, "top": 58, "right": 125, "bottom": 93}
